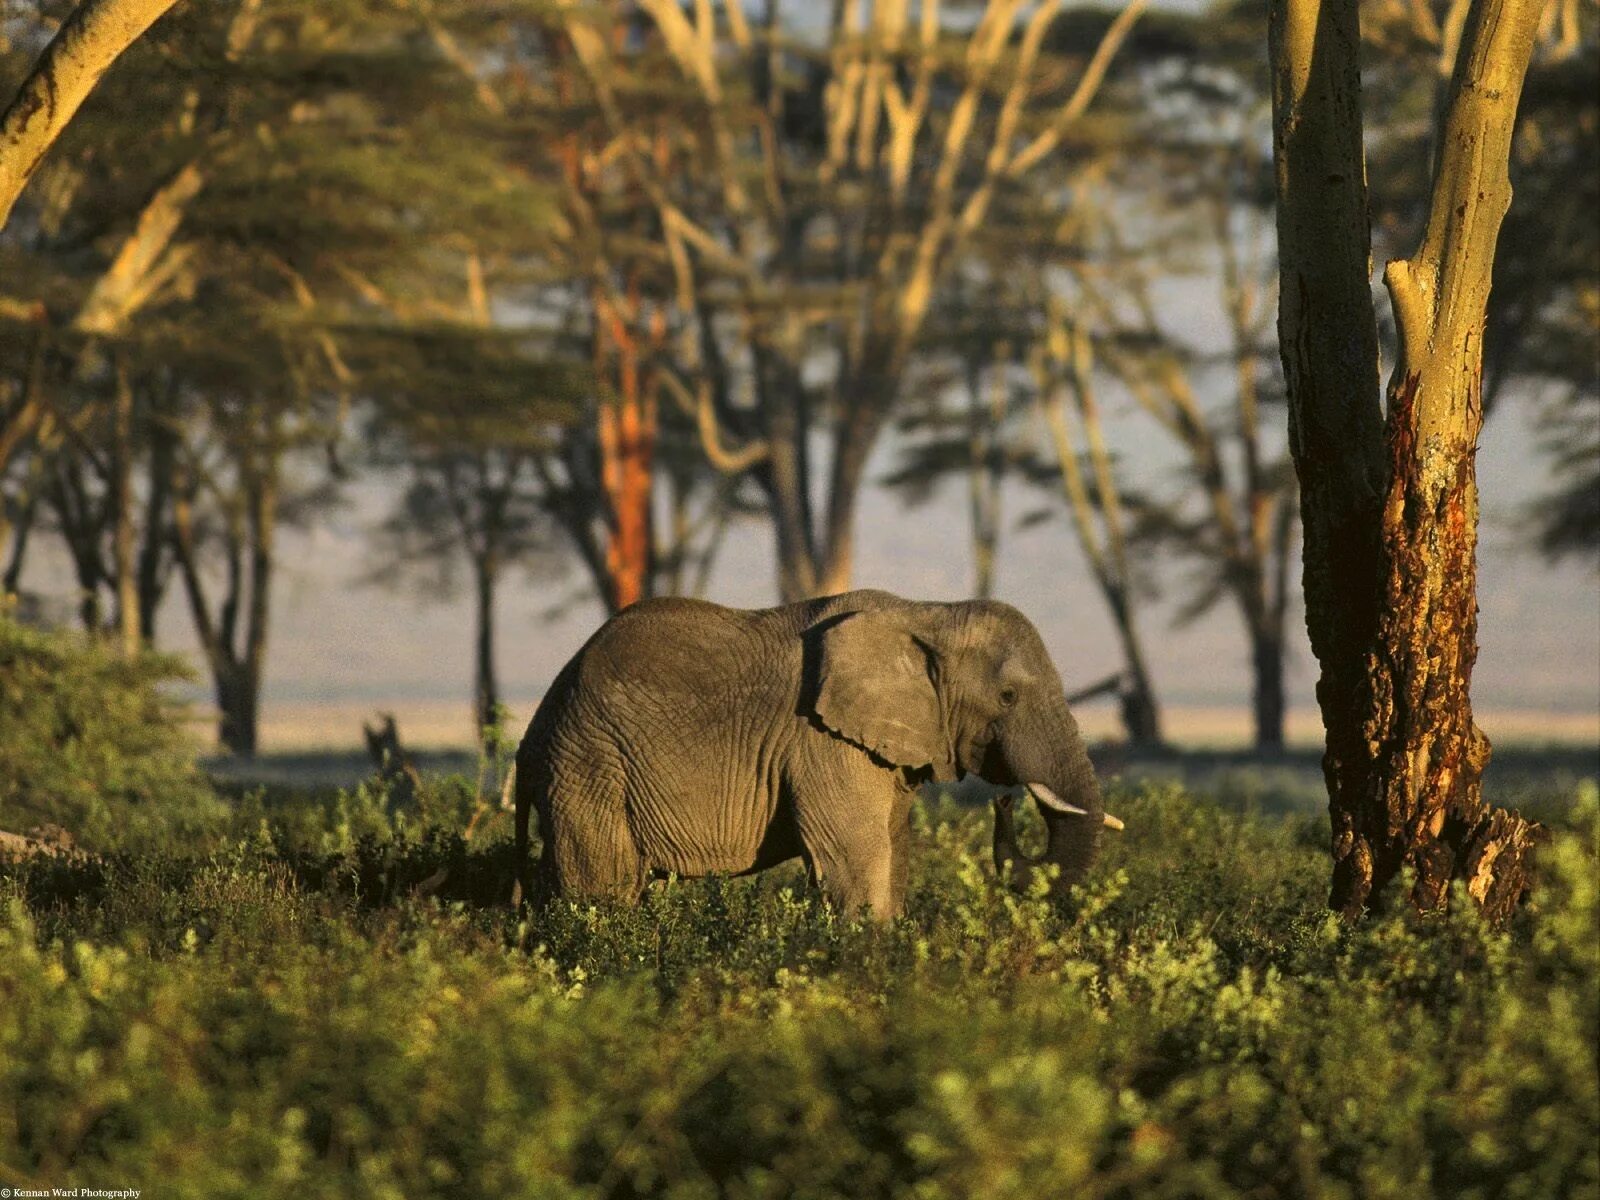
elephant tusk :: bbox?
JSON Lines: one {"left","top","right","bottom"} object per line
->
{"left": 1029, "top": 783, "right": 1125, "bottom": 831}
{"left": 1026, "top": 783, "right": 1090, "bottom": 817}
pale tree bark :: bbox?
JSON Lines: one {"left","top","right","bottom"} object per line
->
{"left": 0, "top": 0, "right": 184, "bottom": 229}
{"left": 1270, "top": 0, "right": 1546, "bottom": 924}
{"left": 1032, "top": 307, "right": 1164, "bottom": 747}
{"left": 965, "top": 346, "right": 1007, "bottom": 601}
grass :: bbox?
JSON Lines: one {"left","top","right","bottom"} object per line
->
{"left": 2, "top": 769, "right": 1596, "bottom": 1199}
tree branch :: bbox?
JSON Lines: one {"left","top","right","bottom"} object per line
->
{"left": 0, "top": 0, "right": 183, "bottom": 228}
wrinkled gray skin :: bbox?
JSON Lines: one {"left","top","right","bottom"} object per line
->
{"left": 514, "top": 589, "right": 1106, "bottom": 919}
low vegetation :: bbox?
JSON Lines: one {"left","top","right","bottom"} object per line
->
{"left": 1, "top": 781, "right": 1594, "bottom": 1196}
{"left": 1, "top": 616, "right": 1595, "bottom": 1197}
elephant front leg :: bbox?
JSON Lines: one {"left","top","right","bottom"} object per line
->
{"left": 792, "top": 771, "right": 908, "bottom": 921}
{"left": 811, "top": 842, "right": 897, "bottom": 921}
{"left": 887, "top": 780, "right": 916, "bottom": 915}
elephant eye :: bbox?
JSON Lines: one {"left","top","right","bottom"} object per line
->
{"left": 998, "top": 686, "right": 1018, "bottom": 708}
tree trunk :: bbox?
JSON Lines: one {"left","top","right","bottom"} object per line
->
{"left": 1270, "top": 0, "right": 1546, "bottom": 924}
{"left": 48, "top": 460, "right": 109, "bottom": 635}
{"left": 967, "top": 352, "right": 1005, "bottom": 601}
{"left": 1108, "top": 589, "right": 1164, "bottom": 748}
{"left": 135, "top": 383, "right": 176, "bottom": 641}
{"left": 239, "top": 463, "right": 274, "bottom": 759}
{"left": 2, "top": 489, "right": 37, "bottom": 595}
{"left": 215, "top": 661, "right": 258, "bottom": 758}
{"left": 1251, "top": 626, "right": 1285, "bottom": 752}
{"left": 473, "top": 556, "right": 499, "bottom": 738}
{"left": 170, "top": 436, "right": 276, "bottom": 760}
{"left": 111, "top": 359, "right": 139, "bottom": 657}
{"left": 76, "top": 575, "right": 103, "bottom": 634}
{"left": 0, "top": 0, "right": 183, "bottom": 229}
{"left": 815, "top": 352, "right": 900, "bottom": 597}
{"left": 595, "top": 292, "right": 655, "bottom": 612}
{"left": 758, "top": 352, "right": 821, "bottom": 603}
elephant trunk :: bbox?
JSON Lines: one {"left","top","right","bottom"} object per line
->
{"left": 989, "top": 700, "right": 1123, "bottom": 896}
{"left": 992, "top": 793, "right": 1039, "bottom": 892}
{"left": 992, "top": 791, "right": 1118, "bottom": 897}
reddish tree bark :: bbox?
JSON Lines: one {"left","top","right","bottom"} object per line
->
{"left": 594, "top": 289, "right": 656, "bottom": 611}
{"left": 1269, "top": 0, "right": 1547, "bottom": 924}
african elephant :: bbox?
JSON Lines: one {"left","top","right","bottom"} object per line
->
{"left": 513, "top": 589, "right": 1122, "bottom": 919}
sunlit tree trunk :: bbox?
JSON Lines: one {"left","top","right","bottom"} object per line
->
{"left": 965, "top": 347, "right": 1006, "bottom": 601}
{"left": 594, "top": 289, "right": 656, "bottom": 611}
{"left": 1270, "top": 0, "right": 1545, "bottom": 923}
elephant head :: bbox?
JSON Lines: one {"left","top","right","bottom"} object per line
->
{"left": 807, "top": 596, "right": 1124, "bottom": 896}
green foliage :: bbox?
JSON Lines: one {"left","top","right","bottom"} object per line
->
{"left": 0, "top": 614, "right": 223, "bottom": 851}
{"left": 1, "top": 773, "right": 1595, "bottom": 1198}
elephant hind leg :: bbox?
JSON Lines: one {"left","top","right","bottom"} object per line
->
{"left": 549, "top": 798, "right": 649, "bottom": 904}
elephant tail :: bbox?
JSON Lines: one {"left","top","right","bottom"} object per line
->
{"left": 511, "top": 753, "right": 534, "bottom": 910}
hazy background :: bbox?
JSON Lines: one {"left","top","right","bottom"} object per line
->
{"left": 20, "top": 369, "right": 1595, "bottom": 750}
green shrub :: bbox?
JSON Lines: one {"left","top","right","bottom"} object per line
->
{"left": 1, "top": 779, "right": 1594, "bottom": 1198}
{"left": 0, "top": 613, "right": 225, "bottom": 851}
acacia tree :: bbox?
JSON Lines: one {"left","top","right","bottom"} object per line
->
{"left": 417, "top": 5, "right": 745, "bottom": 615}
{"left": 361, "top": 317, "right": 582, "bottom": 739}
{"left": 1269, "top": 0, "right": 1549, "bottom": 922}
{"left": 0, "top": 0, "right": 265, "bottom": 656}
{"left": 1361, "top": 1, "right": 1599, "bottom": 565}
{"left": 887, "top": 261, "right": 1168, "bottom": 747}
{"left": 3, "top": 0, "right": 546, "bottom": 753}
{"left": 538, "top": 0, "right": 1148, "bottom": 603}
{"left": 1084, "top": 132, "right": 1299, "bottom": 752}
{"left": 1011, "top": 295, "right": 1166, "bottom": 745}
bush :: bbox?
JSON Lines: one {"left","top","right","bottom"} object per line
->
{"left": 1, "top": 779, "right": 1595, "bottom": 1198}
{"left": 0, "top": 612, "right": 225, "bottom": 851}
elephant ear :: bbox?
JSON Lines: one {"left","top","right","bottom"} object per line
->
{"left": 809, "top": 610, "right": 954, "bottom": 777}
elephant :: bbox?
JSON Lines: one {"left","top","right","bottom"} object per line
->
{"left": 513, "top": 589, "right": 1124, "bottom": 919}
